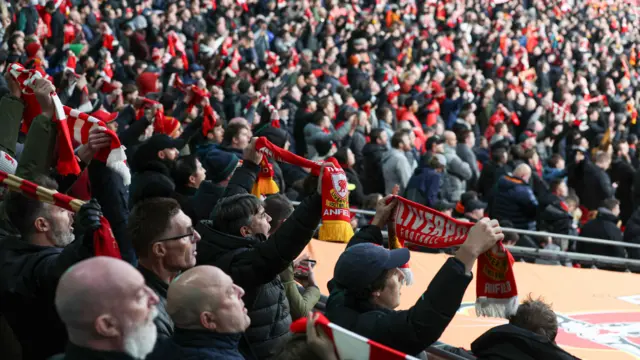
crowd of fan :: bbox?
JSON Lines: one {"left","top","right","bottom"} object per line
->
{"left": 0, "top": 0, "right": 636, "bottom": 359}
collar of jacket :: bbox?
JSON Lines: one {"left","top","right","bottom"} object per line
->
{"left": 196, "top": 220, "right": 264, "bottom": 259}
{"left": 504, "top": 174, "right": 526, "bottom": 185}
{"left": 62, "top": 342, "right": 135, "bottom": 360}
{"left": 138, "top": 265, "right": 169, "bottom": 299}
{"left": 176, "top": 184, "right": 198, "bottom": 197}
{"left": 173, "top": 327, "right": 242, "bottom": 350}
{"left": 596, "top": 207, "right": 619, "bottom": 222}
{"left": 0, "top": 234, "right": 62, "bottom": 253}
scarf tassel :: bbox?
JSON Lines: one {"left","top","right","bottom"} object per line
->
{"left": 318, "top": 220, "right": 354, "bottom": 243}
{"left": 251, "top": 159, "right": 279, "bottom": 198}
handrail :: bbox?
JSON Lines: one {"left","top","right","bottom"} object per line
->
{"left": 506, "top": 245, "right": 640, "bottom": 268}
{"left": 290, "top": 201, "right": 640, "bottom": 250}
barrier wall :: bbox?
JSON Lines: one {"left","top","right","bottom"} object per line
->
{"left": 306, "top": 240, "right": 640, "bottom": 360}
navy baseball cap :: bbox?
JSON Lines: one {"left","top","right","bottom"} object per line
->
{"left": 334, "top": 243, "right": 410, "bottom": 290}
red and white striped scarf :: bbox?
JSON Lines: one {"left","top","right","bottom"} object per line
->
{"left": 8, "top": 63, "right": 130, "bottom": 184}
{"left": 64, "top": 107, "right": 131, "bottom": 186}
{"left": 290, "top": 313, "right": 418, "bottom": 360}
{"left": 9, "top": 63, "right": 80, "bottom": 176}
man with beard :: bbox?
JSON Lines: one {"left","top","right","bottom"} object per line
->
{"left": 128, "top": 197, "right": 201, "bottom": 340}
{"left": 129, "top": 134, "right": 185, "bottom": 206}
{"left": 55, "top": 257, "right": 160, "bottom": 360}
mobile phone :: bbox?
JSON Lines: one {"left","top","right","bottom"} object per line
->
{"left": 294, "top": 259, "right": 316, "bottom": 279}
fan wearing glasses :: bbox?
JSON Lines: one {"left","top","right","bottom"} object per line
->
{"left": 127, "top": 197, "right": 201, "bottom": 341}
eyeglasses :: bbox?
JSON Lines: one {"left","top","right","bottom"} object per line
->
{"left": 155, "top": 229, "right": 196, "bottom": 243}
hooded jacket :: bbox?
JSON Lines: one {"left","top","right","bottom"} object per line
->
{"left": 195, "top": 162, "right": 322, "bottom": 359}
{"left": 471, "top": 324, "right": 579, "bottom": 360}
{"left": 441, "top": 145, "right": 473, "bottom": 202}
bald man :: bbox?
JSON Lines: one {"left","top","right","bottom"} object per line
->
{"left": 55, "top": 257, "right": 159, "bottom": 360}
{"left": 490, "top": 163, "right": 539, "bottom": 231}
{"left": 149, "top": 266, "right": 249, "bottom": 360}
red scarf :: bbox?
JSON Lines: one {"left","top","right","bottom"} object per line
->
{"left": 9, "top": 63, "right": 80, "bottom": 176}
{"left": 0, "top": 170, "right": 121, "bottom": 259}
{"left": 255, "top": 137, "right": 354, "bottom": 243}
{"left": 393, "top": 196, "right": 518, "bottom": 318}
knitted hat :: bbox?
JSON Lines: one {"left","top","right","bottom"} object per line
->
{"left": 68, "top": 43, "right": 85, "bottom": 56}
{"left": 25, "top": 43, "right": 41, "bottom": 58}
{"left": 137, "top": 72, "right": 160, "bottom": 96}
{"left": 202, "top": 150, "right": 240, "bottom": 183}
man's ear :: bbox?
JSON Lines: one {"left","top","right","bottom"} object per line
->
{"left": 157, "top": 150, "right": 166, "bottom": 160}
{"left": 239, "top": 225, "right": 251, "bottom": 238}
{"left": 152, "top": 242, "right": 167, "bottom": 257}
{"left": 34, "top": 217, "right": 50, "bottom": 233}
{"left": 200, "top": 311, "right": 217, "bottom": 331}
{"left": 189, "top": 174, "right": 196, "bottom": 186}
{"left": 95, "top": 314, "right": 121, "bottom": 338}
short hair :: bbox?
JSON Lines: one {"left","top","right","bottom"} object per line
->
{"left": 128, "top": 197, "right": 182, "bottom": 258}
{"left": 491, "top": 148, "right": 507, "bottom": 162}
{"left": 494, "top": 122, "right": 507, "bottom": 134}
{"left": 594, "top": 151, "right": 611, "bottom": 164}
{"left": 263, "top": 194, "right": 294, "bottom": 229}
{"left": 273, "top": 334, "right": 323, "bottom": 360}
{"left": 509, "top": 296, "right": 558, "bottom": 341}
{"left": 222, "top": 122, "right": 249, "bottom": 146}
{"left": 548, "top": 179, "right": 564, "bottom": 194}
{"left": 5, "top": 175, "right": 59, "bottom": 237}
{"left": 333, "top": 147, "right": 350, "bottom": 166}
{"left": 566, "top": 193, "right": 579, "bottom": 207}
{"left": 369, "top": 128, "right": 385, "bottom": 143}
{"left": 211, "top": 194, "right": 262, "bottom": 236}
{"left": 391, "top": 130, "right": 409, "bottom": 149}
{"left": 523, "top": 148, "right": 537, "bottom": 160}
{"left": 548, "top": 153, "right": 564, "bottom": 168}
{"left": 457, "top": 129, "right": 472, "bottom": 143}
{"left": 601, "top": 198, "right": 620, "bottom": 211}
{"left": 8, "top": 34, "right": 22, "bottom": 51}
{"left": 344, "top": 268, "right": 391, "bottom": 303}
{"left": 311, "top": 111, "right": 326, "bottom": 126}
{"left": 172, "top": 154, "right": 199, "bottom": 187}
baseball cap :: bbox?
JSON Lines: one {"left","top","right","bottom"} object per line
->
{"left": 334, "top": 243, "right": 410, "bottom": 290}
{"left": 434, "top": 199, "right": 456, "bottom": 212}
{"left": 425, "top": 134, "right": 445, "bottom": 150}
{"left": 132, "top": 134, "right": 186, "bottom": 170}
{"left": 464, "top": 199, "right": 487, "bottom": 212}
{"left": 91, "top": 109, "right": 119, "bottom": 123}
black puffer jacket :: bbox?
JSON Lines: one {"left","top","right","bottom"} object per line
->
{"left": 195, "top": 161, "right": 323, "bottom": 359}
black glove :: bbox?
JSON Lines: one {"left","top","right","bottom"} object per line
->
{"left": 74, "top": 198, "right": 103, "bottom": 240}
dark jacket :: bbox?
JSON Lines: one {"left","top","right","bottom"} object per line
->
{"left": 54, "top": 343, "right": 136, "bottom": 360}
{"left": 360, "top": 143, "right": 387, "bottom": 195}
{"left": 196, "top": 162, "right": 322, "bottom": 359}
{"left": 578, "top": 208, "right": 626, "bottom": 259}
{"left": 568, "top": 159, "right": 614, "bottom": 211}
{"left": 151, "top": 328, "right": 244, "bottom": 360}
{"left": 403, "top": 167, "right": 442, "bottom": 207}
{"left": 609, "top": 158, "right": 635, "bottom": 223}
{"left": 624, "top": 208, "right": 640, "bottom": 260}
{"left": 490, "top": 175, "right": 538, "bottom": 230}
{"left": 344, "top": 168, "right": 365, "bottom": 207}
{"left": 138, "top": 266, "right": 173, "bottom": 341}
{"left": 537, "top": 195, "right": 574, "bottom": 235}
{"left": 325, "top": 226, "right": 472, "bottom": 355}
{"left": 0, "top": 162, "right": 133, "bottom": 360}
{"left": 471, "top": 324, "right": 579, "bottom": 360}
{"left": 477, "top": 161, "right": 508, "bottom": 201}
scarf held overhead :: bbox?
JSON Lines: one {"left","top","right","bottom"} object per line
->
{"left": 393, "top": 196, "right": 518, "bottom": 318}
{"left": 0, "top": 170, "right": 121, "bottom": 259}
{"left": 255, "top": 137, "right": 354, "bottom": 243}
